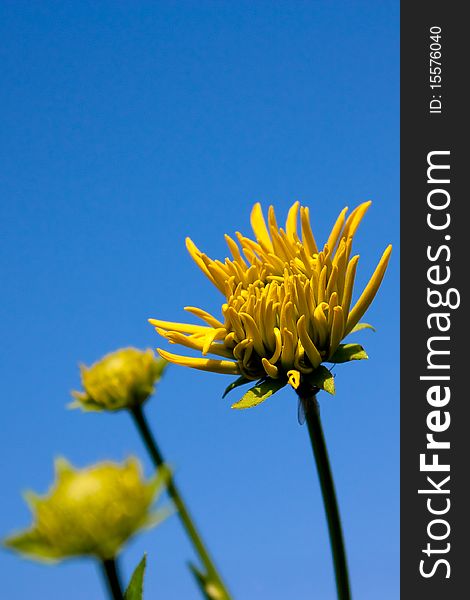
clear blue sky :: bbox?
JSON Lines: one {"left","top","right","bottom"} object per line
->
{"left": 0, "top": 2, "right": 399, "bottom": 599}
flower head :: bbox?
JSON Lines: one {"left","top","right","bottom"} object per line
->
{"left": 71, "top": 347, "right": 166, "bottom": 412}
{"left": 3, "top": 457, "right": 171, "bottom": 562}
{"left": 150, "top": 202, "right": 391, "bottom": 406}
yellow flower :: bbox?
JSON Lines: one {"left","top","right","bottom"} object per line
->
{"left": 71, "top": 347, "right": 166, "bottom": 412}
{"left": 3, "top": 457, "right": 171, "bottom": 562}
{"left": 150, "top": 202, "right": 391, "bottom": 405}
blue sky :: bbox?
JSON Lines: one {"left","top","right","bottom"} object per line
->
{"left": 0, "top": 2, "right": 399, "bottom": 599}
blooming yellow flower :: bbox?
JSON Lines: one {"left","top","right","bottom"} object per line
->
{"left": 150, "top": 202, "right": 391, "bottom": 405}
{"left": 3, "top": 458, "right": 171, "bottom": 562}
{"left": 71, "top": 347, "right": 166, "bottom": 412}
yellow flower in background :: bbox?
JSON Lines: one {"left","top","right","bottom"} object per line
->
{"left": 3, "top": 458, "right": 171, "bottom": 562}
{"left": 71, "top": 347, "right": 166, "bottom": 412}
{"left": 150, "top": 202, "right": 391, "bottom": 407}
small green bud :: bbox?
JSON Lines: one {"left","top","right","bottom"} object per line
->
{"left": 71, "top": 347, "right": 166, "bottom": 412}
{"left": 3, "top": 457, "right": 171, "bottom": 562}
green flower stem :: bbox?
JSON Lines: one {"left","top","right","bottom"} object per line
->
{"left": 302, "top": 394, "right": 351, "bottom": 600}
{"left": 131, "top": 405, "right": 231, "bottom": 600}
{"left": 100, "top": 558, "right": 124, "bottom": 600}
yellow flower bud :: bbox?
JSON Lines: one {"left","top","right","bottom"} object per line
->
{"left": 71, "top": 347, "right": 166, "bottom": 412}
{"left": 3, "top": 457, "right": 171, "bottom": 562}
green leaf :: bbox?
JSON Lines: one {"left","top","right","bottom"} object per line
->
{"left": 188, "top": 563, "right": 227, "bottom": 600}
{"left": 125, "top": 554, "right": 147, "bottom": 600}
{"left": 328, "top": 343, "right": 368, "bottom": 364}
{"left": 348, "top": 322, "right": 375, "bottom": 335}
{"left": 222, "top": 376, "right": 252, "bottom": 398}
{"left": 305, "top": 366, "right": 335, "bottom": 395}
{"left": 231, "top": 378, "right": 286, "bottom": 409}
{"left": 188, "top": 563, "right": 211, "bottom": 599}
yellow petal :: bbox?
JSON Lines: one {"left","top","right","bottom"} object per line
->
{"left": 340, "top": 255, "right": 359, "bottom": 317}
{"left": 268, "top": 205, "right": 279, "bottom": 235}
{"left": 225, "top": 306, "right": 246, "bottom": 342}
{"left": 327, "top": 291, "right": 339, "bottom": 328}
{"left": 287, "top": 369, "right": 301, "bottom": 390}
{"left": 233, "top": 339, "right": 251, "bottom": 361}
{"left": 342, "top": 201, "right": 372, "bottom": 240}
{"left": 305, "top": 278, "right": 317, "bottom": 314}
{"left": 326, "top": 265, "right": 338, "bottom": 301}
{"left": 224, "top": 234, "right": 246, "bottom": 264}
{"left": 327, "top": 207, "right": 349, "bottom": 254}
{"left": 185, "top": 238, "right": 217, "bottom": 286}
{"left": 317, "top": 265, "right": 328, "bottom": 304}
{"left": 285, "top": 201, "right": 300, "bottom": 241}
{"left": 235, "top": 233, "right": 265, "bottom": 260}
{"left": 239, "top": 312, "right": 265, "bottom": 356}
{"left": 293, "top": 276, "right": 310, "bottom": 319}
{"left": 157, "top": 349, "right": 240, "bottom": 375}
{"left": 164, "top": 331, "right": 233, "bottom": 358}
{"left": 270, "top": 227, "right": 291, "bottom": 262}
{"left": 345, "top": 245, "right": 392, "bottom": 335}
{"left": 269, "top": 327, "right": 283, "bottom": 364}
{"left": 277, "top": 229, "right": 297, "bottom": 260}
{"left": 313, "top": 302, "right": 329, "bottom": 349}
{"left": 149, "top": 319, "right": 211, "bottom": 335}
{"left": 300, "top": 206, "right": 319, "bottom": 256}
{"left": 332, "top": 238, "right": 348, "bottom": 300}
{"left": 184, "top": 307, "right": 224, "bottom": 328}
{"left": 297, "top": 315, "right": 322, "bottom": 368}
{"left": 202, "top": 328, "right": 226, "bottom": 355}
{"left": 267, "top": 252, "right": 287, "bottom": 273}
{"left": 224, "top": 331, "right": 237, "bottom": 348}
{"left": 294, "top": 340, "right": 314, "bottom": 374}
{"left": 279, "top": 300, "right": 296, "bottom": 338}
{"left": 241, "top": 340, "right": 254, "bottom": 368}
{"left": 250, "top": 203, "right": 273, "bottom": 251}
{"left": 262, "top": 358, "right": 279, "bottom": 378}
{"left": 280, "top": 328, "right": 295, "bottom": 370}
{"left": 206, "top": 260, "right": 231, "bottom": 294}
{"left": 261, "top": 299, "right": 277, "bottom": 351}
{"left": 328, "top": 306, "right": 345, "bottom": 358}
{"left": 297, "top": 244, "right": 314, "bottom": 277}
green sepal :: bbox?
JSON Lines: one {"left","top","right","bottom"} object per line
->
{"left": 125, "top": 554, "right": 147, "bottom": 600}
{"left": 305, "top": 366, "right": 335, "bottom": 395}
{"left": 328, "top": 343, "right": 368, "bottom": 364}
{"left": 188, "top": 563, "right": 227, "bottom": 600}
{"left": 231, "top": 378, "right": 286, "bottom": 409}
{"left": 2, "top": 529, "right": 58, "bottom": 563}
{"left": 348, "top": 322, "right": 375, "bottom": 335}
{"left": 153, "top": 358, "right": 168, "bottom": 381}
{"left": 222, "top": 376, "right": 252, "bottom": 399}
{"left": 67, "top": 395, "right": 105, "bottom": 412}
